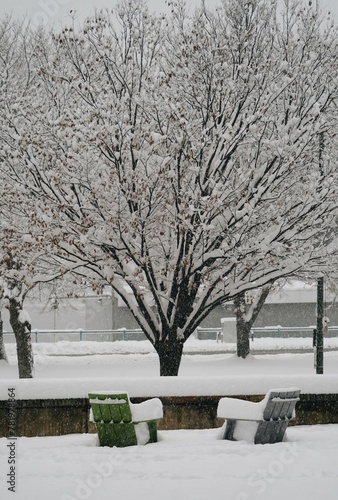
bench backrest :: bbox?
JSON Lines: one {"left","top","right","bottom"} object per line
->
{"left": 263, "top": 389, "right": 300, "bottom": 422}
{"left": 88, "top": 392, "right": 132, "bottom": 424}
{"left": 255, "top": 388, "right": 300, "bottom": 444}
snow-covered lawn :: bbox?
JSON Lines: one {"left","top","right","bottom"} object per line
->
{"left": 1, "top": 337, "right": 338, "bottom": 398}
{"left": 1, "top": 338, "right": 338, "bottom": 499}
{"left": 1, "top": 425, "right": 338, "bottom": 500}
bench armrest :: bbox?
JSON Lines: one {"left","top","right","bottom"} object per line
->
{"left": 130, "top": 398, "right": 163, "bottom": 422}
{"left": 217, "top": 397, "right": 265, "bottom": 421}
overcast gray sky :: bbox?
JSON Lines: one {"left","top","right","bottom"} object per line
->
{"left": 0, "top": 0, "right": 337, "bottom": 28}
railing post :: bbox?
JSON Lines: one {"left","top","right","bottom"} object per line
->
{"left": 315, "top": 276, "right": 324, "bottom": 374}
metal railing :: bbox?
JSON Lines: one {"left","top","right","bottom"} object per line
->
{"left": 3, "top": 327, "right": 224, "bottom": 343}
{"left": 3, "top": 328, "right": 147, "bottom": 343}
{"left": 250, "top": 326, "right": 338, "bottom": 339}
{"left": 3, "top": 325, "right": 338, "bottom": 343}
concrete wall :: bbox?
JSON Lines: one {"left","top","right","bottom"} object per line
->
{"left": 1, "top": 394, "right": 337, "bottom": 437}
{"left": 201, "top": 302, "right": 338, "bottom": 329}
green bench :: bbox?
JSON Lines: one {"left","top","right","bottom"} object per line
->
{"left": 88, "top": 391, "right": 163, "bottom": 447}
{"left": 217, "top": 388, "right": 300, "bottom": 444}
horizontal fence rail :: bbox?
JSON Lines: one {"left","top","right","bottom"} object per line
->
{"left": 251, "top": 326, "right": 338, "bottom": 339}
{"left": 3, "top": 328, "right": 146, "bottom": 343}
{"left": 2, "top": 326, "right": 338, "bottom": 343}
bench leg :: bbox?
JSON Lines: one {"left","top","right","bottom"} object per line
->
{"left": 147, "top": 420, "right": 158, "bottom": 443}
{"left": 224, "top": 419, "right": 237, "bottom": 440}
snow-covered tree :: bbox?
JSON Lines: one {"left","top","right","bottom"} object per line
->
{"left": 0, "top": 18, "right": 36, "bottom": 376}
{"left": 1, "top": 0, "right": 338, "bottom": 375}
{"left": 0, "top": 195, "right": 37, "bottom": 378}
{"left": 0, "top": 19, "right": 64, "bottom": 377}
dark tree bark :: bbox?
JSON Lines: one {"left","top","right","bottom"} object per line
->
{"left": 0, "top": 311, "right": 8, "bottom": 363}
{"left": 234, "top": 292, "right": 251, "bottom": 359}
{"left": 234, "top": 285, "right": 272, "bottom": 359}
{"left": 155, "top": 337, "right": 184, "bottom": 376}
{"left": 8, "top": 297, "right": 34, "bottom": 378}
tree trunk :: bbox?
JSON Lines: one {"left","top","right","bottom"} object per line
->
{"left": 0, "top": 311, "right": 8, "bottom": 363}
{"left": 8, "top": 298, "right": 34, "bottom": 378}
{"left": 155, "top": 338, "right": 184, "bottom": 376}
{"left": 234, "top": 292, "right": 251, "bottom": 359}
{"left": 236, "top": 317, "right": 251, "bottom": 359}
{"left": 234, "top": 285, "right": 272, "bottom": 359}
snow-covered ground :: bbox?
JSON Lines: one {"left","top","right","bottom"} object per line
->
{"left": 1, "top": 423, "right": 338, "bottom": 500}
{"left": 1, "top": 337, "right": 338, "bottom": 499}
{"left": 1, "top": 337, "right": 338, "bottom": 398}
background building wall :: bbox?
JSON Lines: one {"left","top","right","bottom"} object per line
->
{"left": 2, "top": 282, "right": 338, "bottom": 332}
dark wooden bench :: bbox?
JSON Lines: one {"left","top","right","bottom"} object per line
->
{"left": 88, "top": 391, "right": 163, "bottom": 447}
{"left": 217, "top": 388, "right": 300, "bottom": 444}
